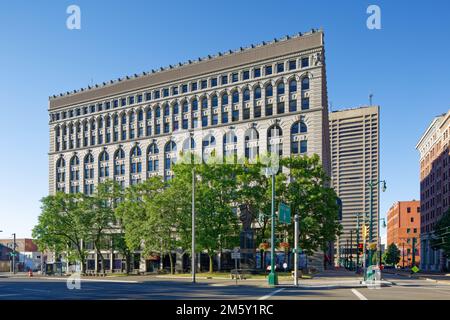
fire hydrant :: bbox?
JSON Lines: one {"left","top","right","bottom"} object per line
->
{"left": 28, "top": 270, "right": 33, "bottom": 277}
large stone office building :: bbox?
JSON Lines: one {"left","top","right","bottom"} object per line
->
{"left": 329, "top": 106, "right": 380, "bottom": 266}
{"left": 48, "top": 29, "right": 331, "bottom": 272}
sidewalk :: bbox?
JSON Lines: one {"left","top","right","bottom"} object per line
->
{"left": 383, "top": 269, "right": 450, "bottom": 285}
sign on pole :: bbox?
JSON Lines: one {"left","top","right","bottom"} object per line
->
{"left": 279, "top": 203, "right": 291, "bottom": 225}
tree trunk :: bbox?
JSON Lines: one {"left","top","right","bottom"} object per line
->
{"left": 209, "top": 254, "right": 214, "bottom": 273}
{"left": 168, "top": 252, "right": 174, "bottom": 275}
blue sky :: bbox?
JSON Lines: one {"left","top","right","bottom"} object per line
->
{"left": 0, "top": 0, "right": 449, "bottom": 241}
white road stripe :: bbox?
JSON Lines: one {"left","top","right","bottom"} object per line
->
{"left": 258, "top": 288, "right": 285, "bottom": 300}
{"left": 351, "top": 289, "right": 368, "bottom": 300}
{"left": 25, "top": 277, "right": 138, "bottom": 283}
{"left": 0, "top": 294, "right": 21, "bottom": 297}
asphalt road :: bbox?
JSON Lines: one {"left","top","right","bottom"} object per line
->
{"left": 0, "top": 273, "right": 449, "bottom": 300}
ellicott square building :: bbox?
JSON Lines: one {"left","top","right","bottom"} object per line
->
{"left": 47, "top": 30, "right": 332, "bottom": 272}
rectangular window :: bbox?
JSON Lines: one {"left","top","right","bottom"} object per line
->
{"left": 232, "top": 109, "right": 239, "bottom": 122}
{"left": 129, "top": 96, "right": 135, "bottom": 105}
{"left": 289, "top": 100, "right": 297, "bottom": 112}
{"left": 289, "top": 60, "right": 296, "bottom": 70}
{"left": 130, "top": 129, "right": 135, "bottom": 139}
{"left": 243, "top": 70, "right": 250, "bottom": 80}
{"left": 301, "top": 98, "right": 310, "bottom": 110}
{"left": 300, "top": 140, "right": 307, "bottom": 153}
{"left": 202, "top": 116, "right": 208, "bottom": 127}
{"left": 266, "top": 104, "right": 273, "bottom": 116}
{"left": 182, "top": 84, "right": 188, "bottom": 93}
{"left": 277, "top": 63, "right": 284, "bottom": 73}
{"left": 407, "top": 228, "right": 411, "bottom": 234}
{"left": 414, "top": 228, "right": 417, "bottom": 233}
{"left": 121, "top": 98, "right": 126, "bottom": 107}
{"left": 212, "top": 114, "right": 218, "bottom": 125}
{"left": 277, "top": 102, "right": 285, "bottom": 114}
{"left": 155, "top": 124, "right": 160, "bottom": 135}
{"left": 172, "top": 86, "right": 179, "bottom": 95}
{"left": 173, "top": 121, "right": 179, "bottom": 131}
{"left": 154, "top": 90, "right": 160, "bottom": 99}
{"left": 146, "top": 93, "right": 151, "bottom": 101}
{"left": 164, "top": 123, "right": 169, "bottom": 133}
{"left": 146, "top": 125, "right": 152, "bottom": 136}
{"left": 163, "top": 88, "right": 169, "bottom": 97}
{"left": 221, "top": 75, "right": 228, "bottom": 85}
{"left": 411, "top": 217, "right": 414, "bottom": 222}
{"left": 243, "top": 108, "right": 250, "bottom": 120}
{"left": 254, "top": 105, "right": 261, "bottom": 118}
{"left": 265, "top": 65, "right": 272, "bottom": 75}
{"left": 407, "top": 207, "right": 411, "bottom": 213}
{"left": 222, "top": 112, "right": 228, "bottom": 124}
{"left": 301, "top": 57, "right": 309, "bottom": 68}
{"left": 232, "top": 73, "right": 238, "bottom": 83}
{"left": 191, "top": 82, "right": 198, "bottom": 91}
{"left": 201, "top": 80, "right": 207, "bottom": 89}
{"left": 192, "top": 118, "right": 198, "bottom": 128}
{"left": 211, "top": 78, "right": 218, "bottom": 87}
{"left": 182, "top": 119, "right": 188, "bottom": 129}
{"left": 254, "top": 68, "right": 261, "bottom": 78}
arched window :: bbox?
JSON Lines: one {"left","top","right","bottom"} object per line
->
{"left": 155, "top": 106, "right": 161, "bottom": 118}
{"left": 223, "top": 131, "right": 237, "bottom": 160}
{"left": 202, "top": 135, "right": 216, "bottom": 162}
{"left": 130, "top": 146, "right": 142, "bottom": 184}
{"left": 243, "top": 89, "right": 250, "bottom": 101}
{"left": 277, "top": 82, "right": 285, "bottom": 95}
{"left": 129, "top": 111, "right": 136, "bottom": 139}
{"left": 84, "top": 153, "right": 94, "bottom": 195}
{"left": 69, "top": 156, "right": 79, "bottom": 193}
{"left": 147, "top": 143, "right": 159, "bottom": 173}
{"left": 291, "top": 121, "right": 308, "bottom": 154}
{"left": 114, "top": 148, "right": 126, "bottom": 178}
{"left": 244, "top": 128, "right": 259, "bottom": 160}
{"left": 266, "top": 84, "right": 273, "bottom": 97}
{"left": 232, "top": 90, "right": 239, "bottom": 104}
{"left": 254, "top": 86, "right": 261, "bottom": 100}
{"left": 138, "top": 110, "right": 144, "bottom": 122}
{"left": 302, "top": 77, "right": 310, "bottom": 90}
{"left": 211, "top": 95, "right": 218, "bottom": 108}
{"left": 164, "top": 104, "right": 170, "bottom": 116}
{"left": 121, "top": 113, "right": 127, "bottom": 125}
{"left": 99, "top": 151, "right": 109, "bottom": 179}
{"left": 267, "top": 125, "right": 283, "bottom": 157}
{"left": 146, "top": 108, "right": 152, "bottom": 137}
{"left": 164, "top": 141, "right": 177, "bottom": 181}
{"left": 183, "top": 137, "right": 196, "bottom": 153}
{"left": 201, "top": 97, "right": 208, "bottom": 109}
{"left": 192, "top": 99, "right": 198, "bottom": 111}
{"left": 289, "top": 79, "right": 297, "bottom": 93}
{"left": 129, "top": 111, "right": 135, "bottom": 123}
{"left": 222, "top": 93, "right": 229, "bottom": 106}
{"left": 56, "top": 157, "right": 66, "bottom": 192}
{"left": 173, "top": 103, "right": 179, "bottom": 115}
{"left": 182, "top": 101, "right": 189, "bottom": 113}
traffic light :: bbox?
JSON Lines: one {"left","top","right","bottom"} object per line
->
{"left": 362, "top": 225, "right": 369, "bottom": 239}
{"left": 358, "top": 243, "right": 363, "bottom": 254}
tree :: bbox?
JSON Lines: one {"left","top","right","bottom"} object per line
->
{"left": 32, "top": 192, "right": 91, "bottom": 273}
{"left": 382, "top": 243, "right": 401, "bottom": 266}
{"left": 431, "top": 208, "right": 450, "bottom": 257}
{"left": 281, "top": 155, "right": 342, "bottom": 256}
{"left": 85, "top": 180, "right": 123, "bottom": 274}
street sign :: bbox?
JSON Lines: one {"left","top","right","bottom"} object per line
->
{"left": 279, "top": 202, "right": 291, "bottom": 225}
{"left": 231, "top": 252, "right": 241, "bottom": 259}
{"left": 411, "top": 266, "right": 419, "bottom": 273}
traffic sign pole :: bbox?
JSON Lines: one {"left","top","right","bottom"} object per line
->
{"left": 294, "top": 214, "right": 299, "bottom": 287}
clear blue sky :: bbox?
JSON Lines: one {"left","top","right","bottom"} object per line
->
{"left": 1, "top": 0, "right": 449, "bottom": 241}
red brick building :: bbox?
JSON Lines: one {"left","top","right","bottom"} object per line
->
{"left": 387, "top": 201, "right": 420, "bottom": 267}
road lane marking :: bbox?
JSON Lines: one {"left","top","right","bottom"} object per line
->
{"left": 22, "top": 277, "right": 138, "bottom": 283}
{"left": 0, "top": 294, "right": 21, "bottom": 297}
{"left": 351, "top": 289, "right": 368, "bottom": 300}
{"left": 258, "top": 288, "right": 285, "bottom": 300}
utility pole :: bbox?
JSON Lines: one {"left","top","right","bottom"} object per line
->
{"left": 191, "top": 166, "right": 196, "bottom": 284}
{"left": 356, "top": 214, "right": 360, "bottom": 272}
{"left": 294, "top": 214, "right": 299, "bottom": 286}
{"left": 402, "top": 242, "right": 405, "bottom": 269}
{"left": 412, "top": 237, "right": 416, "bottom": 267}
{"left": 12, "top": 233, "right": 16, "bottom": 274}
{"left": 369, "top": 182, "right": 374, "bottom": 267}
{"left": 350, "top": 229, "right": 353, "bottom": 271}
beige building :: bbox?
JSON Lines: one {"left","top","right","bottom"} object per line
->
{"left": 329, "top": 106, "right": 380, "bottom": 266}
{"left": 48, "top": 29, "right": 331, "bottom": 271}
{"left": 416, "top": 109, "right": 450, "bottom": 271}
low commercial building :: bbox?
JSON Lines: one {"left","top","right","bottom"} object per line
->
{"left": 386, "top": 200, "right": 421, "bottom": 267}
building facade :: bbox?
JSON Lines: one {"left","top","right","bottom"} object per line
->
{"left": 329, "top": 106, "right": 380, "bottom": 266}
{"left": 417, "top": 110, "right": 450, "bottom": 271}
{"left": 386, "top": 201, "right": 420, "bottom": 267}
{"left": 48, "top": 30, "right": 331, "bottom": 271}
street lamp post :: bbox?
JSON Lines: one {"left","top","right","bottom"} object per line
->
{"left": 367, "top": 180, "right": 386, "bottom": 269}
{"left": 12, "top": 233, "right": 16, "bottom": 274}
{"left": 266, "top": 167, "right": 278, "bottom": 286}
{"left": 356, "top": 213, "right": 360, "bottom": 272}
